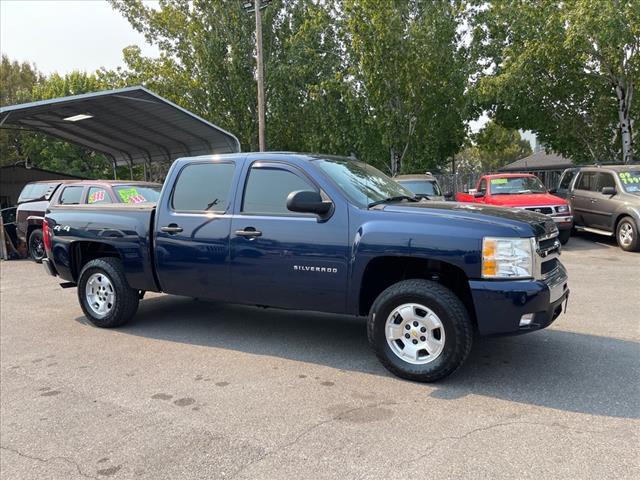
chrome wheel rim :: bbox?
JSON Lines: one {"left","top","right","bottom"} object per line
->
{"left": 619, "top": 223, "right": 633, "bottom": 247}
{"left": 385, "top": 303, "right": 446, "bottom": 365}
{"left": 85, "top": 273, "right": 115, "bottom": 318}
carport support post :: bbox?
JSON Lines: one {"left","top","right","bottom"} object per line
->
{"left": 111, "top": 158, "right": 118, "bottom": 180}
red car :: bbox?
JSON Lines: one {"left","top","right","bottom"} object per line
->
{"left": 456, "top": 173, "right": 573, "bottom": 244}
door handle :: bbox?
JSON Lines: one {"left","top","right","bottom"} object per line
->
{"left": 590, "top": 198, "right": 598, "bottom": 203}
{"left": 160, "top": 224, "right": 183, "bottom": 234}
{"left": 234, "top": 227, "right": 262, "bottom": 238}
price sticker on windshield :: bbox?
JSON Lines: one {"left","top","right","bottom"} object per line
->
{"left": 491, "top": 178, "right": 509, "bottom": 185}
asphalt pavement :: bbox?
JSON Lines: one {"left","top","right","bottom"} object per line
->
{"left": 1, "top": 231, "right": 639, "bottom": 479}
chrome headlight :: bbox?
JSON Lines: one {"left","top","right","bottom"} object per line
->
{"left": 482, "top": 237, "right": 535, "bottom": 279}
{"left": 556, "top": 204, "right": 570, "bottom": 214}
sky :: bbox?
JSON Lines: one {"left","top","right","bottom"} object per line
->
{"left": 0, "top": 0, "right": 526, "bottom": 141}
{"left": 0, "top": 0, "right": 158, "bottom": 75}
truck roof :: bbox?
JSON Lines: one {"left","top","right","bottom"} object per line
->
{"left": 61, "top": 180, "right": 161, "bottom": 187}
{"left": 482, "top": 173, "right": 536, "bottom": 179}
{"left": 394, "top": 174, "right": 437, "bottom": 181}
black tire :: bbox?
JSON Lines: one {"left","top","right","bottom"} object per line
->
{"left": 367, "top": 279, "right": 473, "bottom": 382}
{"left": 28, "top": 229, "right": 45, "bottom": 263}
{"left": 77, "top": 257, "right": 139, "bottom": 328}
{"left": 558, "top": 229, "right": 571, "bottom": 245}
{"left": 616, "top": 217, "right": 639, "bottom": 252}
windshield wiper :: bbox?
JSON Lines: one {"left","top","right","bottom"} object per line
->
{"left": 368, "top": 195, "right": 418, "bottom": 208}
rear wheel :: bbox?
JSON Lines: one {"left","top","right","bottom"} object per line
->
{"left": 77, "top": 257, "right": 139, "bottom": 328}
{"left": 367, "top": 279, "right": 473, "bottom": 382}
{"left": 28, "top": 229, "right": 45, "bottom": 263}
{"left": 617, "top": 217, "right": 639, "bottom": 252}
{"left": 558, "top": 229, "right": 571, "bottom": 245}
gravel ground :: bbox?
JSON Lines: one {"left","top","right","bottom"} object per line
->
{"left": 1, "top": 231, "right": 639, "bottom": 480}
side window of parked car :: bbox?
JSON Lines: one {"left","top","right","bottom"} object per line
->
{"left": 87, "top": 187, "right": 113, "bottom": 204}
{"left": 575, "top": 172, "right": 597, "bottom": 191}
{"left": 596, "top": 173, "right": 616, "bottom": 192}
{"left": 58, "top": 186, "right": 84, "bottom": 205}
{"left": 559, "top": 170, "right": 575, "bottom": 189}
{"left": 478, "top": 179, "right": 487, "bottom": 194}
{"left": 242, "top": 166, "right": 317, "bottom": 215}
{"left": 172, "top": 162, "right": 235, "bottom": 212}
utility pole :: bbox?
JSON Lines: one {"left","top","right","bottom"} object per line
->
{"left": 244, "top": 0, "right": 269, "bottom": 151}
{"left": 255, "top": 0, "right": 266, "bottom": 151}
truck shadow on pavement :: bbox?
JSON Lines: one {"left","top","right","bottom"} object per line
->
{"left": 102, "top": 294, "right": 638, "bottom": 420}
{"left": 563, "top": 232, "right": 619, "bottom": 251}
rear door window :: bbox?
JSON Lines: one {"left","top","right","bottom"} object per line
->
{"left": 172, "top": 162, "right": 235, "bottom": 212}
{"left": 58, "top": 186, "right": 84, "bottom": 205}
{"left": 87, "top": 187, "right": 113, "bottom": 204}
{"left": 575, "top": 172, "right": 597, "bottom": 191}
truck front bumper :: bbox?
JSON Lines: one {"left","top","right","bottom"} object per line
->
{"left": 551, "top": 215, "right": 573, "bottom": 230}
{"left": 469, "top": 262, "right": 569, "bottom": 336}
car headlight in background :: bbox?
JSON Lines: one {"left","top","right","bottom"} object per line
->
{"left": 556, "top": 204, "right": 570, "bottom": 214}
{"left": 482, "top": 237, "right": 535, "bottom": 279}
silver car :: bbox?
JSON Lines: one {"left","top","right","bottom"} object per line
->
{"left": 554, "top": 165, "right": 640, "bottom": 252}
{"left": 394, "top": 174, "right": 449, "bottom": 201}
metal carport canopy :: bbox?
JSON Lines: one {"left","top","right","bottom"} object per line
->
{"left": 0, "top": 86, "right": 241, "bottom": 168}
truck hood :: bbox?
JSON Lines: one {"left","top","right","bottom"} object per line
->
{"left": 487, "top": 193, "right": 567, "bottom": 207}
{"left": 381, "top": 201, "right": 558, "bottom": 237}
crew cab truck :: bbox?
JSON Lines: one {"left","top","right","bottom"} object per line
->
{"left": 42, "top": 153, "right": 569, "bottom": 382}
{"left": 456, "top": 174, "right": 573, "bottom": 245}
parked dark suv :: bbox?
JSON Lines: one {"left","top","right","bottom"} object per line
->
{"left": 17, "top": 180, "right": 161, "bottom": 262}
{"left": 554, "top": 165, "right": 640, "bottom": 251}
{"left": 16, "top": 181, "right": 73, "bottom": 262}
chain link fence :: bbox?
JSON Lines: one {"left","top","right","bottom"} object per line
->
{"left": 432, "top": 170, "right": 564, "bottom": 195}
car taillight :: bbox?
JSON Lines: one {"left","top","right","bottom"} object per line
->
{"left": 43, "top": 218, "right": 52, "bottom": 252}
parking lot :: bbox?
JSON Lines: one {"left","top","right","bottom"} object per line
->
{"left": 1, "top": 232, "right": 638, "bottom": 480}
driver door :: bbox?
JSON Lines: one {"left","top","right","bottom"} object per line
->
{"left": 230, "top": 161, "right": 348, "bottom": 313}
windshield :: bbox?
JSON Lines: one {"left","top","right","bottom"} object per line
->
{"left": 489, "top": 176, "right": 546, "bottom": 195}
{"left": 398, "top": 180, "right": 442, "bottom": 197}
{"left": 313, "top": 158, "right": 415, "bottom": 207}
{"left": 113, "top": 185, "right": 162, "bottom": 204}
{"left": 618, "top": 171, "right": 640, "bottom": 193}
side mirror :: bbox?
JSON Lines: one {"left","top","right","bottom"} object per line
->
{"left": 286, "top": 190, "right": 332, "bottom": 216}
{"left": 601, "top": 186, "right": 616, "bottom": 196}
{"left": 444, "top": 192, "right": 453, "bottom": 200}
{"left": 548, "top": 188, "right": 557, "bottom": 194}
{"left": 473, "top": 191, "right": 485, "bottom": 198}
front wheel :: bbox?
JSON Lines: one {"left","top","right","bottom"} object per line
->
{"left": 77, "top": 257, "right": 139, "bottom": 328}
{"left": 558, "top": 229, "right": 571, "bottom": 245}
{"left": 367, "top": 279, "right": 473, "bottom": 382}
{"left": 28, "top": 229, "right": 45, "bottom": 263}
{"left": 617, "top": 217, "right": 639, "bottom": 252}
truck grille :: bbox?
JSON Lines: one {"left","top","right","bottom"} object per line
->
{"left": 526, "top": 206, "right": 553, "bottom": 215}
{"left": 536, "top": 232, "right": 561, "bottom": 279}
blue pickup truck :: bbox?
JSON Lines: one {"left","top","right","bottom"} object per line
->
{"left": 42, "top": 153, "right": 569, "bottom": 381}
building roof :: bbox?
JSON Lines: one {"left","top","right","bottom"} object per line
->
{"left": 0, "top": 86, "right": 240, "bottom": 167}
{"left": 0, "top": 164, "right": 85, "bottom": 179}
{"left": 499, "top": 151, "right": 574, "bottom": 172}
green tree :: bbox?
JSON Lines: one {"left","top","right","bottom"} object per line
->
{"left": 343, "top": 0, "right": 470, "bottom": 174}
{"left": 0, "top": 55, "right": 43, "bottom": 166}
{"left": 473, "top": 120, "right": 532, "bottom": 171}
{"left": 471, "top": 0, "right": 639, "bottom": 164}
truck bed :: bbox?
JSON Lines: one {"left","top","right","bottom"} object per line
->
{"left": 45, "top": 203, "right": 158, "bottom": 292}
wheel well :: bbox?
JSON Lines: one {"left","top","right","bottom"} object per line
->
{"left": 70, "top": 242, "right": 121, "bottom": 281}
{"left": 358, "top": 256, "right": 476, "bottom": 325}
{"left": 614, "top": 214, "right": 634, "bottom": 231}
{"left": 27, "top": 223, "right": 41, "bottom": 238}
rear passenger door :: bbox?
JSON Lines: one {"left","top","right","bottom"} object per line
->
{"left": 154, "top": 160, "right": 238, "bottom": 300}
{"left": 571, "top": 172, "right": 598, "bottom": 226}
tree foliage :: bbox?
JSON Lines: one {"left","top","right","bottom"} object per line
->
{"left": 471, "top": 0, "right": 639, "bottom": 164}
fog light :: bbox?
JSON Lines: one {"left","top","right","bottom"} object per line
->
{"left": 519, "top": 313, "right": 535, "bottom": 327}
